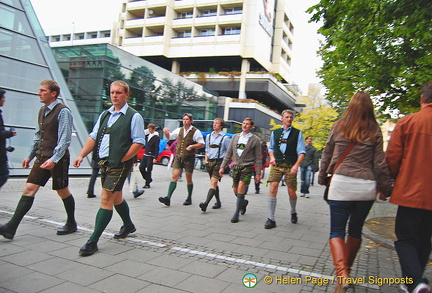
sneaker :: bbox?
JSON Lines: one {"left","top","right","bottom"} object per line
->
{"left": 413, "top": 283, "right": 432, "bottom": 293}
{"left": 291, "top": 213, "right": 298, "bottom": 224}
{"left": 305, "top": 194, "right": 310, "bottom": 198}
{"left": 264, "top": 218, "right": 276, "bottom": 229}
{"left": 87, "top": 193, "right": 96, "bottom": 198}
{"left": 400, "top": 284, "right": 409, "bottom": 293}
{"left": 300, "top": 194, "right": 305, "bottom": 197}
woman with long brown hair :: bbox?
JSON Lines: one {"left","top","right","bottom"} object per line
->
{"left": 318, "top": 91, "right": 392, "bottom": 292}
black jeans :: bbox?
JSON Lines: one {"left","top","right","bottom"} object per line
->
{"left": 139, "top": 156, "right": 154, "bottom": 184}
{"left": 395, "top": 206, "right": 432, "bottom": 290}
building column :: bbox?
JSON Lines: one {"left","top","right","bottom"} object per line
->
{"left": 238, "top": 58, "right": 250, "bottom": 100}
{"left": 171, "top": 60, "right": 180, "bottom": 74}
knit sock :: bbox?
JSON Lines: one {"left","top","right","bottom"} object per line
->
{"left": 7, "top": 195, "right": 35, "bottom": 231}
{"left": 233, "top": 194, "right": 245, "bottom": 219}
{"left": 214, "top": 187, "right": 221, "bottom": 204}
{"left": 62, "top": 195, "right": 76, "bottom": 224}
{"left": 268, "top": 197, "right": 277, "bottom": 221}
{"left": 289, "top": 198, "right": 297, "bottom": 214}
{"left": 166, "top": 181, "right": 177, "bottom": 199}
{"left": 114, "top": 200, "right": 134, "bottom": 229}
{"left": 186, "top": 184, "right": 193, "bottom": 201}
{"left": 204, "top": 188, "right": 216, "bottom": 205}
{"left": 89, "top": 208, "right": 113, "bottom": 242}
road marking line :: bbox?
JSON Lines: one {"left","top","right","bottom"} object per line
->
{"left": 0, "top": 210, "right": 379, "bottom": 290}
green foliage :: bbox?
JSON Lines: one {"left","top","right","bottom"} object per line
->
{"left": 292, "top": 87, "right": 339, "bottom": 151}
{"left": 308, "top": 0, "right": 432, "bottom": 116}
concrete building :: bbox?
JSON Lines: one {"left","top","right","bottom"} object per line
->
{"left": 114, "top": 0, "right": 301, "bottom": 112}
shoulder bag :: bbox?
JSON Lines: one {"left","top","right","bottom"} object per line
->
{"left": 323, "top": 142, "right": 356, "bottom": 203}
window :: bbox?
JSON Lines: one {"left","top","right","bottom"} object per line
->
{"left": 224, "top": 7, "right": 242, "bottom": 15}
{"left": 52, "top": 35, "right": 60, "bottom": 42}
{"left": 223, "top": 27, "right": 240, "bottom": 35}
{"left": 201, "top": 9, "right": 217, "bottom": 17}
{"left": 177, "top": 30, "right": 191, "bottom": 38}
{"left": 62, "top": 34, "right": 71, "bottom": 41}
{"left": 88, "top": 32, "right": 98, "bottom": 39}
{"left": 198, "top": 28, "right": 215, "bottom": 37}
{"left": 75, "top": 33, "right": 84, "bottom": 40}
{"left": 179, "top": 11, "right": 193, "bottom": 18}
{"left": 101, "top": 31, "right": 111, "bottom": 38}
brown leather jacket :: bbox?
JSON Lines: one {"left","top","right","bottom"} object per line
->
{"left": 318, "top": 126, "right": 392, "bottom": 197}
{"left": 386, "top": 104, "right": 432, "bottom": 210}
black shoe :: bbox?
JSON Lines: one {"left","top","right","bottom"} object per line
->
{"left": 183, "top": 198, "right": 192, "bottom": 206}
{"left": 255, "top": 190, "right": 260, "bottom": 194}
{"left": 199, "top": 202, "right": 208, "bottom": 212}
{"left": 159, "top": 196, "right": 170, "bottom": 206}
{"left": 0, "top": 224, "right": 15, "bottom": 240}
{"left": 291, "top": 213, "right": 298, "bottom": 224}
{"left": 113, "top": 225, "right": 136, "bottom": 239}
{"left": 264, "top": 218, "right": 276, "bottom": 229}
{"left": 87, "top": 194, "right": 96, "bottom": 198}
{"left": 212, "top": 202, "right": 221, "bottom": 209}
{"left": 231, "top": 214, "right": 239, "bottom": 223}
{"left": 143, "top": 184, "right": 150, "bottom": 189}
{"left": 57, "top": 222, "right": 77, "bottom": 235}
{"left": 240, "top": 199, "right": 249, "bottom": 215}
{"left": 79, "top": 240, "right": 98, "bottom": 257}
{"left": 133, "top": 189, "right": 144, "bottom": 198}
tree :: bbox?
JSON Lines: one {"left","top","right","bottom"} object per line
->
{"left": 292, "top": 85, "right": 339, "bottom": 151}
{"left": 308, "top": 0, "right": 432, "bottom": 116}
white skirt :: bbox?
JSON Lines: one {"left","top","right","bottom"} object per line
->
{"left": 328, "top": 174, "right": 376, "bottom": 201}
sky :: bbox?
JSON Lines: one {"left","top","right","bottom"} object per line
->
{"left": 30, "top": 0, "right": 322, "bottom": 94}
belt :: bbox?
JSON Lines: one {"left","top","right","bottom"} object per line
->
{"left": 208, "top": 158, "right": 223, "bottom": 162}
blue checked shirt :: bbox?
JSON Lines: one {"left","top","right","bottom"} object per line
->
{"left": 269, "top": 126, "right": 306, "bottom": 157}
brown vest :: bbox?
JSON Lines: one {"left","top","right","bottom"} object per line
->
{"left": 36, "top": 103, "right": 70, "bottom": 158}
{"left": 177, "top": 127, "right": 197, "bottom": 159}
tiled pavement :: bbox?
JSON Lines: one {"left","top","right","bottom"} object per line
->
{"left": 0, "top": 165, "right": 430, "bottom": 292}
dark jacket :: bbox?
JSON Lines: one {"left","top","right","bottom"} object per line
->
{"left": 144, "top": 132, "right": 160, "bottom": 157}
{"left": 0, "top": 109, "right": 14, "bottom": 162}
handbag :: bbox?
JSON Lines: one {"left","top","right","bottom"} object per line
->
{"left": 323, "top": 142, "right": 356, "bottom": 203}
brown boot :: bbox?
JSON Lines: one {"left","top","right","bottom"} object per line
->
{"left": 345, "top": 236, "right": 362, "bottom": 275}
{"left": 329, "top": 237, "right": 349, "bottom": 293}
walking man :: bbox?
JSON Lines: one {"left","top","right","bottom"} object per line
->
{"left": 300, "top": 136, "right": 318, "bottom": 198}
{"left": 159, "top": 113, "right": 204, "bottom": 206}
{"left": 218, "top": 118, "right": 262, "bottom": 223}
{"left": 199, "top": 118, "right": 231, "bottom": 211}
{"left": 0, "top": 89, "right": 17, "bottom": 189}
{"left": 265, "top": 109, "right": 305, "bottom": 229}
{"left": 73, "top": 80, "right": 145, "bottom": 256}
{"left": 0, "top": 80, "right": 77, "bottom": 239}
{"left": 139, "top": 123, "right": 160, "bottom": 188}
{"left": 386, "top": 81, "right": 432, "bottom": 293}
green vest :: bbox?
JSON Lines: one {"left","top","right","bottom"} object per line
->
{"left": 273, "top": 127, "right": 300, "bottom": 164}
{"left": 93, "top": 108, "right": 136, "bottom": 167}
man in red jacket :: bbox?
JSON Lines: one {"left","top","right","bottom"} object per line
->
{"left": 386, "top": 81, "right": 432, "bottom": 293}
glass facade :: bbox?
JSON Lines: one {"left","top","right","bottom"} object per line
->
{"left": 0, "top": 0, "right": 90, "bottom": 175}
{"left": 52, "top": 44, "right": 218, "bottom": 132}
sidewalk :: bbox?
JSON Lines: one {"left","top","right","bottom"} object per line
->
{"left": 0, "top": 165, "right": 429, "bottom": 293}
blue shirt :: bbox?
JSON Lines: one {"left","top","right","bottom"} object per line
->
{"left": 90, "top": 104, "right": 145, "bottom": 158}
{"left": 269, "top": 126, "right": 306, "bottom": 156}
{"left": 28, "top": 99, "right": 73, "bottom": 163}
{"left": 205, "top": 131, "right": 231, "bottom": 159}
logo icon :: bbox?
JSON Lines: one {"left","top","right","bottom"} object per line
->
{"left": 242, "top": 273, "right": 257, "bottom": 288}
